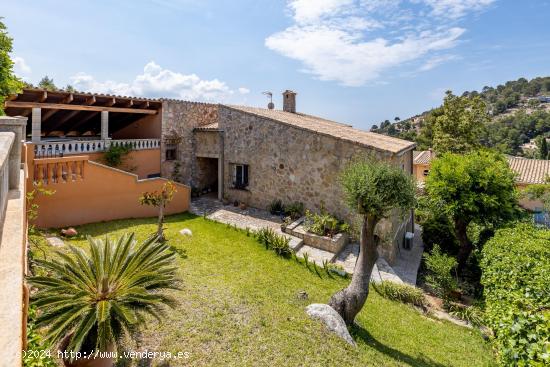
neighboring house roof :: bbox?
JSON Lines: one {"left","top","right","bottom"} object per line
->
{"left": 508, "top": 156, "right": 550, "bottom": 184}
{"left": 224, "top": 105, "right": 416, "bottom": 154}
{"left": 195, "top": 122, "right": 219, "bottom": 131}
{"left": 413, "top": 150, "right": 434, "bottom": 164}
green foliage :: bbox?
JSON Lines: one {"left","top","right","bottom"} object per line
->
{"left": 37, "top": 76, "right": 57, "bottom": 91}
{"left": 0, "top": 19, "right": 23, "bottom": 114}
{"left": 445, "top": 302, "right": 484, "bottom": 327}
{"left": 27, "top": 233, "right": 179, "bottom": 358}
{"left": 537, "top": 136, "right": 549, "bottom": 159}
{"left": 23, "top": 306, "right": 57, "bottom": 367}
{"left": 432, "top": 91, "right": 489, "bottom": 154}
{"left": 339, "top": 157, "right": 416, "bottom": 220}
{"left": 285, "top": 201, "right": 304, "bottom": 219}
{"left": 254, "top": 227, "right": 292, "bottom": 257}
{"left": 423, "top": 245, "right": 458, "bottom": 299}
{"left": 523, "top": 183, "right": 550, "bottom": 211}
{"left": 373, "top": 281, "right": 426, "bottom": 308}
{"left": 421, "top": 212, "right": 459, "bottom": 255}
{"left": 304, "top": 209, "right": 346, "bottom": 237}
{"left": 480, "top": 224, "right": 550, "bottom": 366}
{"left": 268, "top": 199, "right": 285, "bottom": 215}
{"left": 425, "top": 150, "right": 519, "bottom": 265}
{"left": 103, "top": 144, "right": 131, "bottom": 167}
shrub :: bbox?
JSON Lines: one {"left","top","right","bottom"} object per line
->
{"left": 27, "top": 233, "right": 179, "bottom": 361}
{"left": 304, "top": 209, "right": 348, "bottom": 237}
{"left": 285, "top": 201, "right": 304, "bottom": 220}
{"left": 481, "top": 224, "right": 550, "bottom": 366}
{"left": 23, "top": 306, "right": 57, "bottom": 367}
{"left": 421, "top": 212, "right": 459, "bottom": 255}
{"left": 268, "top": 199, "right": 285, "bottom": 215}
{"left": 445, "top": 302, "right": 483, "bottom": 327}
{"left": 255, "top": 227, "right": 292, "bottom": 257}
{"left": 103, "top": 144, "right": 131, "bottom": 167}
{"left": 373, "top": 281, "right": 426, "bottom": 308}
{"left": 423, "top": 245, "right": 458, "bottom": 299}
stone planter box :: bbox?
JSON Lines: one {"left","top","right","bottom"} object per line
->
{"left": 283, "top": 217, "right": 349, "bottom": 254}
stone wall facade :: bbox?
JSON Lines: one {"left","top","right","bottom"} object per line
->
{"left": 160, "top": 102, "right": 414, "bottom": 263}
{"left": 218, "top": 106, "right": 413, "bottom": 263}
{"left": 160, "top": 101, "right": 219, "bottom": 186}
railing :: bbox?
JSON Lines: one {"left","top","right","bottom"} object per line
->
{"left": 33, "top": 138, "right": 161, "bottom": 158}
{"left": 33, "top": 156, "right": 87, "bottom": 185}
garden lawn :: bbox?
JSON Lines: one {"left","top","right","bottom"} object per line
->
{"left": 31, "top": 213, "right": 495, "bottom": 367}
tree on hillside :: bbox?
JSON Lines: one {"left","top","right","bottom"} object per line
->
{"left": 432, "top": 91, "right": 489, "bottom": 154}
{"left": 425, "top": 150, "right": 518, "bottom": 271}
{"left": 38, "top": 76, "right": 57, "bottom": 91}
{"left": 328, "top": 159, "right": 415, "bottom": 325}
{"left": 537, "top": 136, "right": 548, "bottom": 159}
{"left": 0, "top": 19, "right": 23, "bottom": 114}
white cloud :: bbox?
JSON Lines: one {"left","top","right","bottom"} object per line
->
{"left": 418, "top": 54, "right": 459, "bottom": 71}
{"left": 70, "top": 61, "right": 243, "bottom": 101}
{"left": 421, "top": 0, "right": 495, "bottom": 19}
{"left": 238, "top": 87, "right": 250, "bottom": 94}
{"left": 266, "top": 0, "right": 495, "bottom": 86}
{"left": 13, "top": 56, "right": 32, "bottom": 75}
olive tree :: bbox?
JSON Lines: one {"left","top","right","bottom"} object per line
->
{"left": 328, "top": 159, "right": 415, "bottom": 326}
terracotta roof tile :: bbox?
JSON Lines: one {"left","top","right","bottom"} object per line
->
{"left": 413, "top": 150, "right": 435, "bottom": 164}
{"left": 195, "top": 122, "right": 219, "bottom": 131}
{"left": 508, "top": 156, "right": 550, "bottom": 184}
{"left": 225, "top": 106, "right": 416, "bottom": 154}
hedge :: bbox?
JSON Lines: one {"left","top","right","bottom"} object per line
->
{"left": 481, "top": 224, "right": 550, "bottom": 366}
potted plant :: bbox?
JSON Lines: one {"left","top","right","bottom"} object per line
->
{"left": 28, "top": 233, "right": 179, "bottom": 367}
{"left": 222, "top": 194, "right": 230, "bottom": 206}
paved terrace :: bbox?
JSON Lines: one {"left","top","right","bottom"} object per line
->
{"left": 190, "top": 196, "right": 423, "bottom": 285}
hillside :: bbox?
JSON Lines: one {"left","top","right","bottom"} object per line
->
{"left": 372, "top": 76, "right": 550, "bottom": 156}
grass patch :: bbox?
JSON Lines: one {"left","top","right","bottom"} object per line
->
{"left": 30, "top": 213, "right": 495, "bottom": 366}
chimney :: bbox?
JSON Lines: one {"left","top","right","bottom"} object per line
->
{"left": 282, "top": 90, "right": 296, "bottom": 113}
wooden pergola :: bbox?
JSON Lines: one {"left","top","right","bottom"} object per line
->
{"left": 4, "top": 88, "right": 162, "bottom": 141}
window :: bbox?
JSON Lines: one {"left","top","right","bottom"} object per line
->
{"left": 423, "top": 169, "right": 430, "bottom": 176}
{"left": 233, "top": 164, "right": 249, "bottom": 189}
{"left": 165, "top": 147, "right": 177, "bottom": 161}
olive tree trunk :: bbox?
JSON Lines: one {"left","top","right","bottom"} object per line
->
{"left": 328, "top": 214, "right": 379, "bottom": 326}
{"left": 454, "top": 218, "right": 471, "bottom": 271}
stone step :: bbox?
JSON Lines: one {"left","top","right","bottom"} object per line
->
{"left": 295, "top": 245, "right": 337, "bottom": 265}
{"left": 288, "top": 236, "right": 304, "bottom": 252}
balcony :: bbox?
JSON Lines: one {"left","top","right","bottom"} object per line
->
{"left": 33, "top": 138, "right": 161, "bottom": 158}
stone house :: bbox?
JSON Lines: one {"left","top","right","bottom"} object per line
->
{"left": 161, "top": 91, "right": 416, "bottom": 263}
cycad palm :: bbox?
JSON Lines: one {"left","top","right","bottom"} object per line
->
{"left": 28, "top": 233, "right": 180, "bottom": 355}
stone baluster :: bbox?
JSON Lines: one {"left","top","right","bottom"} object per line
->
{"left": 47, "top": 163, "right": 53, "bottom": 184}
{"left": 56, "top": 163, "right": 63, "bottom": 183}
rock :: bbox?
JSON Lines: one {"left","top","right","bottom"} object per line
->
{"left": 45, "top": 236, "right": 64, "bottom": 247}
{"left": 179, "top": 228, "right": 193, "bottom": 236}
{"left": 61, "top": 227, "right": 78, "bottom": 237}
{"left": 306, "top": 303, "right": 356, "bottom": 346}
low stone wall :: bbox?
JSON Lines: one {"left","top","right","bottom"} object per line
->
{"left": 284, "top": 218, "right": 349, "bottom": 254}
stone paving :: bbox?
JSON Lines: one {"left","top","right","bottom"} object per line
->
{"left": 190, "top": 196, "right": 424, "bottom": 285}
{"left": 190, "top": 195, "right": 303, "bottom": 250}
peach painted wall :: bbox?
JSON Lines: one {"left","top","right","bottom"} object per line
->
{"left": 111, "top": 113, "right": 161, "bottom": 139}
{"left": 413, "top": 163, "right": 430, "bottom": 183}
{"left": 25, "top": 146, "right": 190, "bottom": 228}
{"left": 87, "top": 148, "right": 161, "bottom": 179}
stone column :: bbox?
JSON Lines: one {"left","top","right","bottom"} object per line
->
{"left": 101, "top": 111, "right": 109, "bottom": 141}
{"left": 0, "top": 116, "right": 27, "bottom": 189}
{"left": 31, "top": 108, "right": 41, "bottom": 143}
{"left": 218, "top": 130, "right": 224, "bottom": 201}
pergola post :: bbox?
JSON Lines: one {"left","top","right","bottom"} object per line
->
{"left": 31, "top": 107, "right": 41, "bottom": 143}
{"left": 218, "top": 131, "right": 224, "bottom": 201}
{"left": 101, "top": 111, "right": 109, "bottom": 141}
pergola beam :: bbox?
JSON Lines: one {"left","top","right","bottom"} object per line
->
{"left": 42, "top": 93, "right": 74, "bottom": 123}
{"left": 5, "top": 101, "right": 157, "bottom": 114}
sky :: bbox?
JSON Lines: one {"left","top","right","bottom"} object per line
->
{"left": 2, "top": 0, "right": 550, "bottom": 130}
